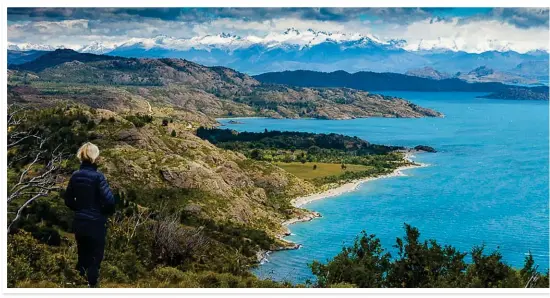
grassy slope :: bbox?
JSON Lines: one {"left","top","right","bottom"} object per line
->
{"left": 275, "top": 162, "right": 372, "bottom": 180}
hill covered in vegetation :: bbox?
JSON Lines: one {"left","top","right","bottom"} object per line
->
{"left": 478, "top": 86, "right": 549, "bottom": 100}
{"left": 6, "top": 104, "right": 317, "bottom": 288}
{"left": 196, "top": 128, "right": 412, "bottom": 187}
{"left": 255, "top": 70, "right": 549, "bottom": 100}
{"left": 8, "top": 49, "right": 442, "bottom": 120}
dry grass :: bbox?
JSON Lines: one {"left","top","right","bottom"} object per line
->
{"left": 274, "top": 162, "right": 372, "bottom": 180}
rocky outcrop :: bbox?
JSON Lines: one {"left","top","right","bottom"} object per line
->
{"left": 96, "top": 123, "right": 316, "bottom": 236}
{"left": 414, "top": 145, "right": 437, "bottom": 153}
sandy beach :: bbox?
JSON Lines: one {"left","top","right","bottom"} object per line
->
{"left": 289, "top": 156, "right": 428, "bottom": 209}
{"left": 257, "top": 154, "right": 428, "bottom": 262}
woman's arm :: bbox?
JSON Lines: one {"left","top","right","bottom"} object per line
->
{"left": 98, "top": 173, "right": 115, "bottom": 215}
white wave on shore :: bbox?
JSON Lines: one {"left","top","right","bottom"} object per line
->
{"left": 290, "top": 158, "right": 428, "bottom": 209}
{"left": 257, "top": 154, "right": 429, "bottom": 263}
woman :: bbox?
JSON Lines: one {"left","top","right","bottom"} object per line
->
{"left": 64, "top": 142, "right": 115, "bottom": 288}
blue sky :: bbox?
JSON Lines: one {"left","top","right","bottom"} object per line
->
{"left": 7, "top": 8, "right": 550, "bottom": 53}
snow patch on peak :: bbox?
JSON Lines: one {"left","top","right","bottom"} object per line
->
{"left": 78, "top": 41, "right": 116, "bottom": 54}
{"left": 8, "top": 42, "right": 60, "bottom": 52}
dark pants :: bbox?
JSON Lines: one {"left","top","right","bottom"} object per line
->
{"left": 73, "top": 219, "right": 106, "bottom": 286}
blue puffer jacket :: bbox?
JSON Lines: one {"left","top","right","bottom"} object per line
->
{"left": 64, "top": 162, "right": 115, "bottom": 222}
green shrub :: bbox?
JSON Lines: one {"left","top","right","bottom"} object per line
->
{"left": 124, "top": 114, "right": 153, "bottom": 128}
{"left": 7, "top": 231, "right": 83, "bottom": 288}
{"left": 310, "top": 225, "right": 549, "bottom": 288}
{"left": 101, "top": 262, "right": 130, "bottom": 284}
{"left": 153, "top": 266, "right": 186, "bottom": 284}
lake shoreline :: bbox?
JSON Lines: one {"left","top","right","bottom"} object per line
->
{"left": 257, "top": 153, "right": 428, "bottom": 264}
{"left": 288, "top": 161, "right": 427, "bottom": 209}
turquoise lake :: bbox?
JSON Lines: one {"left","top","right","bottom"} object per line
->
{"left": 218, "top": 92, "right": 549, "bottom": 284}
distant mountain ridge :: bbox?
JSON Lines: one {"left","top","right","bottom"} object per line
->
{"left": 7, "top": 28, "right": 549, "bottom": 82}
{"left": 7, "top": 50, "right": 49, "bottom": 65}
{"left": 405, "top": 67, "right": 453, "bottom": 80}
{"left": 405, "top": 66, "right": 543, "bottom": 85}
{"left": 10, "top": 49, "right": 122, "bottom": 72}
{"left": 254, "top": 70, "right": 549, "bottom": 100}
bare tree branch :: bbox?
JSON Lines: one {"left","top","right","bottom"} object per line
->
{"left": 151, "top": 204, "right": 209, "bottom": 263}
{"left": 7, "top": 104, "right": 67, "bottom": 233}
{"left": 525, "top": 265, "right": 540, "bottom": 288}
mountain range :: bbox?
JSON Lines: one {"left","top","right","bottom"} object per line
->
{"left": 7, "top": 28, "right": 549, "bottom": 84}
{"left": 8, "top": 48, "right": 548, "bottom": 102}
{"left": 8, "top": 49, "right": 442, "bottom": 120}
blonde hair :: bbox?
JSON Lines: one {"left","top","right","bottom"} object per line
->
{"left": 77, "top": 142, "right": 100, "bottom": 164}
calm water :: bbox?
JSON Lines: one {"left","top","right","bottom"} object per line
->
{"left": 218, "top": 92, "right": 549, "bottom": 284}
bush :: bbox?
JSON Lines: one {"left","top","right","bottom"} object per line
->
{"left": 101, "top": 262, "right": 130, "bottom": 284}
{"left": 310, "top": 225, "right": 549, "bottom": 288}
{"left": 153, "top": 266, "right": 186, "bottom": 284}
{"left": 124, "top": 114, "right": 153, "bottom": 128}
{"left": 7, "top": 231, "right": 83, "bottom": 288}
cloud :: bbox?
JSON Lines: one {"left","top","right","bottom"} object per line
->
{"left": 10, "top": 7, "right": 547, "bottom": 28}
{"left": 491, "top": 8, "right": 549, "bottom": 29}
{"left": 7, "top": 8, "right": 550, "bottom": 53}
{"left": 390, "top": 17, "right": 549, "bottom": 53}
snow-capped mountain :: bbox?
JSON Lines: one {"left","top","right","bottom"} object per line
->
{"left": 115, "top": 33, "right": 252, "bottom": 52}
{"left": 7, "top": 28, "right": 549, "bottom": 82}
{"left": 111, "top": 28, "right": 394, "bottom": 53}
{"left": 406, "top": 37, "right": 523, "bottom": 54}
{"left": 78, "top": 41, "right": 116, "bottom": 54}
{"left": 8, "top": 42, "right": 60, "bottom": 52}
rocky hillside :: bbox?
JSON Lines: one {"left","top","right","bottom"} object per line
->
{"left": 8, "top": 49, "right": 442, "bottom": 120}
{"left": 456, "top": 66, "right": 539, "bottom": 85}
{"left": 96, "top": 118, "right": 317, "bottom": 237}
{"left": 6, "top": 104, "right": 320, "bottom": 287}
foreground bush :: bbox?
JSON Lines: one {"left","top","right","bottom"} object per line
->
{"left": 310, "top": 224, "right": 549, "bottom": 288}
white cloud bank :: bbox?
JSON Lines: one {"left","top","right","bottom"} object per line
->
{"left": 8, "top": 16, "right": 550, "bottom": 53}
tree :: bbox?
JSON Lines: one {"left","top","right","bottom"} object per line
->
{"left": 7, "top": 104, "right": 66, "bottom": 233}
{"left": 387, "top": 224, "right": 467, "bottom": 288}
{"left": 520, "top": 252, "right": 545, "bottom": 288}
{"left": 250, "top": 149, "right": 261, "bottom": 160}
{"left": 307, "top": 145, "right": 321, "bottom": 155}
{"left": 310, "top": 231, "right": 391, "bottom": 288}
{"left": 310, "top": 225, "right": 546, "bottom": 288}
{"left": 465, "top": 245, "right": 517, "bottom": 287}
{"left": 171, "top": 130, "right": 177, "bottom": 137}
